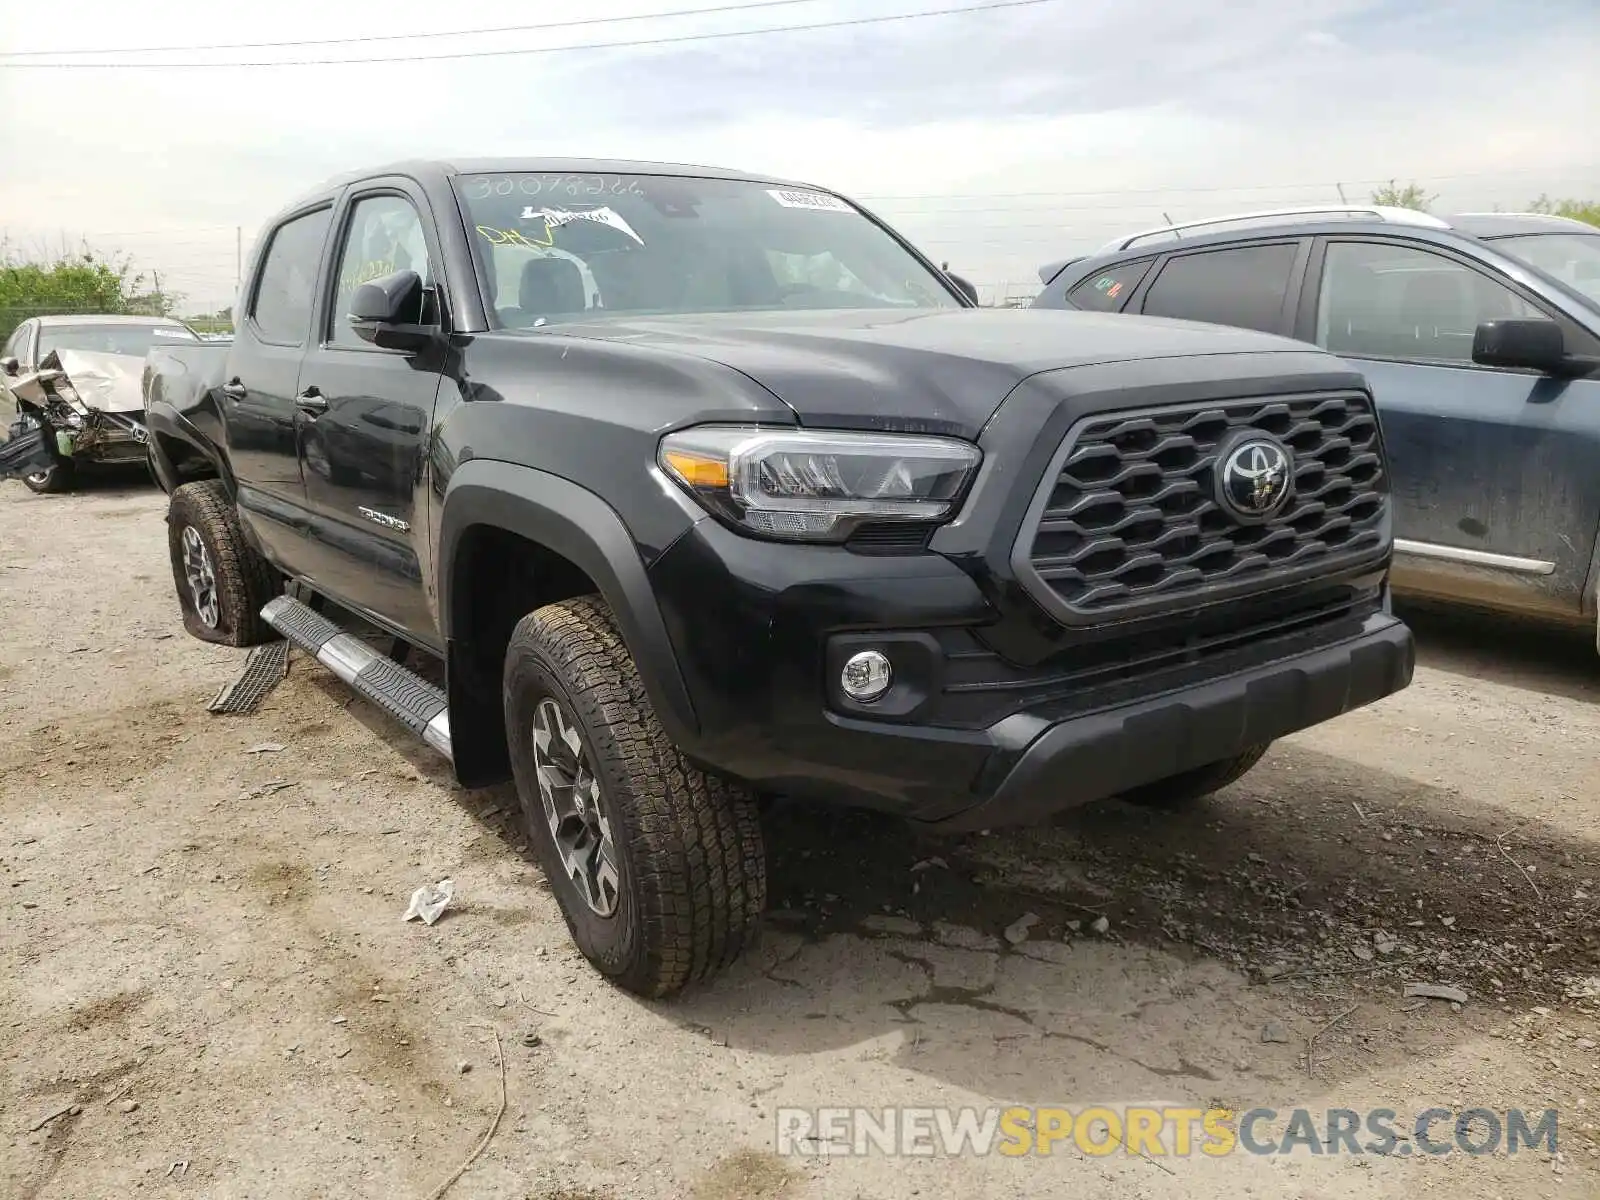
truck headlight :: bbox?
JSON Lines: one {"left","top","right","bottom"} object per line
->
{"left": 659, "top": 426, "right": 981, "bottom": 541}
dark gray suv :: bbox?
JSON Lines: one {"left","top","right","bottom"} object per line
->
{"left": 1033, "top": 206, "right": 1600, "bottom": 650}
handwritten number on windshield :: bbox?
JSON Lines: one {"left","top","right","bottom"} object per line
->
{"left": 466, "top": 175, "right": 643, "bottom": 201}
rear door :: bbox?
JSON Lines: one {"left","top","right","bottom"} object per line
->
{"left": 1300, "top": 236, "right": 1600, "bottom": 620}
{"left": 224, "top": 205, "right": 332, "bottom": 561}
{"left": 291, "top": 182, "right": 446, "bottom": 644}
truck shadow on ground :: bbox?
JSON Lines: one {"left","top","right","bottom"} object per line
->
{"left": 660, "top": 742, "right": 1599, "bottom": 1106}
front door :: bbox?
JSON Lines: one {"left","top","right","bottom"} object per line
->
{"left": 293, "top": 187, "right": 445, "bottom": 644}
{"left": 1307, "top": 237, "right": 1600, "bottom": 620}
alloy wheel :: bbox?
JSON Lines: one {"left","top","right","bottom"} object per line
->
{"left": 531, "top": 696, "right": 619, "bottom": 917}
{"left": 180, "top": 525, "right": 220, "bottom": 628}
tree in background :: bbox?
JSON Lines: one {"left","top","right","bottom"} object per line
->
{"left": 1528, "top": 195, "right": 1600, "bottom": 227}
{"left": 0, "top": 238, "right": 178, "bottom": 342}
{"left": 1370, "top": 180, "right": 1437, "bottom": 211}
{"left": 182, "top": 306, "right": 235, "bottom": 336}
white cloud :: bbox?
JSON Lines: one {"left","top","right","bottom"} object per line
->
{"left": 1, "top": 0, "right": 1595, "bottom": 308}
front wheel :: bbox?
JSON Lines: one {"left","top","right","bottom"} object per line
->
{"left": 22, "top": 461, "right": 73, "bottom": 494}
{"left": 504, "top": 595, "right": 766, "bottom": 998}
{"left": 165, "top": 480, "right": 281, "bottom": 646}
{"left": 1118, "top": 743, "right": 1271, "bottom": 810}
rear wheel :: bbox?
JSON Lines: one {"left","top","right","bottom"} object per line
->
{"left": 504, "top": 595, "right": 766, "bottom": 998}
{"left": 1118, "top": 743, "right": 1271, "bottom": 810}
{"left": 165, "top": 480, "right": 281, "bottom": 646}
{"left": 22, "top": 461, "right": 73, "bottom": 494}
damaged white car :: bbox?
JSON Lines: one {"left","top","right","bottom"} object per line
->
{"left": 1, "top": 314, "right": 201, "bottom": 493}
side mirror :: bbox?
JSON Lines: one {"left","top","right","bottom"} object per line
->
{"left": 1472, "top": 318, "right": 1566, "bottom": 373}
{"left": 0, "top": 356, "right": 18, "bottom": 376}
{"left": 945, "top": 272, "right": 980, "bottom": 306}
{"left": 348, "top": 269, "right": 435, "bottom": 352}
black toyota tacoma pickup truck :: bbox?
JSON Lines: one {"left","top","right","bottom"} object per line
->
{"left": 144, "top": 158, "right": 1414, "bottom": 997}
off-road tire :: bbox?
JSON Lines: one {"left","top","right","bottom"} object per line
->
{"left": 22, "top": 461, "right": 73, "bottom": 494}
{"left": 166, "top": 480, "right": 281, "bottom": 646}
{"left": 504, "top": 595, "right": 766, "bottom": 998}
{"left": 1118, "top": 743, "right": 1271, "bottom": 810}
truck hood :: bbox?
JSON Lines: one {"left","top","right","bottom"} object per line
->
{"left": 530, "top": 308, "right": 1307, "bottom": 438}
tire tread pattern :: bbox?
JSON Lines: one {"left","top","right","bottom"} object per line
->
{"left": 509, "top": 595, "right": 765, "bottom": 997}
{"left": 167, "top": 480, "right": 280, "bottom": 647}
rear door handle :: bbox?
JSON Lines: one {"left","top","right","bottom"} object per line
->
{"left": 220, "top": 380, "right": 247, "bottom": 401}
{"left": 294, "top": 388, "right": 328, "bottom": 415}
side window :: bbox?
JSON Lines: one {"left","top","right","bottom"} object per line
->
{"left": 1066, "top": 259, "right": 1153, "bottom": 311}
{"left": 3, "top": 323, "right": 28, "bottom": 364}
{"left": 1317, "top": 241, "right": 1543, "bottom": 364}
{"left": 1141, "top": 243, "right": 1300, "bottom": 334}
{"left": 251, "top": 208, "right": 332, "bottom": 345}
{"left": 329, "top": 195, "right": 434, "bottom": 347}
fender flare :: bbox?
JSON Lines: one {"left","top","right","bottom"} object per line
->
{"left": 144, "top": 398, "right": 236, "bottom": 497}
{"left": 437, "top": 458, "right": 701, "bottom": 746}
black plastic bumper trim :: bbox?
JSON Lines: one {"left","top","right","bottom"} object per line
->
{"left": 926, "top": 613, "right": 1413, "bottom": 831}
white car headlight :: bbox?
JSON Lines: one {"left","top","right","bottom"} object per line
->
{"left": 659, "top": 426, "right": 981, "bottom": 541}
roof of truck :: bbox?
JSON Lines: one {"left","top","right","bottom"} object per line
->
{"left": 289, "top": 157, "right": 814, "bottom": 211}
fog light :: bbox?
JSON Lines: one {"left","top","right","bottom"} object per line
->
{"left": 841, "top": 650, "right": 893, "bottom": 702}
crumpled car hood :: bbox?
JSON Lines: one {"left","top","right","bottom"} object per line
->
{"left": 12, "top": 349, "right": 146, "bottom": 415}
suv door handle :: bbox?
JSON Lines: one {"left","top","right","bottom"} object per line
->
{"left": 294, "top": 388, "right": 328, "bottom": 415}
{"left": 220, "top": 380, "right": 247, "bottom": 401}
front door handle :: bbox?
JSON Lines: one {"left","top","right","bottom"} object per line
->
{"left": 294, "top": 388, "right": 328, "bottom": 415}
{"left": 220, "top": 380, "right": 247, "bottom": 401}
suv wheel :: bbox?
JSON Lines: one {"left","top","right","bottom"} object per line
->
{"left": 1118, "top": 743, "right": 1271, "bottom": 810}
{"left": 504, "top": 595, "right": 766, "bottom": 998}
{"left": 165, "top": 480, "right": 281, "bottom": 646}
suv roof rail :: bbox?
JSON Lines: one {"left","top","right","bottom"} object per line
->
{"left": 1097, "top": 205, "right": 1452, "bottom": 252}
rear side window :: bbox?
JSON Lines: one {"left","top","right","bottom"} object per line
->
{"left": 1140, "top": 243, "right": 1299, "bottom": 334}
{"left": 1066, "top": 259, "right": 1153, "bottom": 311}
{"left": 251, "top": 208, "right": 332, "bottom": 345}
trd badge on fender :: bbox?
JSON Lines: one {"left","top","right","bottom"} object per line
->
{"left": 358, "top": 505, "right": 411, "bottom": 533}
{"left": 1217, "top": 436, "right": 1294, "bottom": 521}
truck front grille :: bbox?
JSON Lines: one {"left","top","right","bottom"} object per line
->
{"left": 1016, "top": 393, "right": 1387, "bottom": 625}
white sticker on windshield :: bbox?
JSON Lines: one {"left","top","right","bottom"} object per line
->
{"left": 767, "top": 188, "right": 854, "bottom": 213}
{"left": 520, "top": 205, "right": 645, "bottom": 246}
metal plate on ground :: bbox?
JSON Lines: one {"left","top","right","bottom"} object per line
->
{"left": 208, "top": 640, "right": 290, "bottom": 715}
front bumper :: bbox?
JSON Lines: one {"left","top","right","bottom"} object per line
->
{"left": 647, "top": 516, "right": 1414, "bottom": 828}
{"left": 932, "top": 612, "right": 1413, "bottom": 830}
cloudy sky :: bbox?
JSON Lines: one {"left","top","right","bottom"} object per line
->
{"left": 2, "top": 0, "right": 1596, "bottom": 310}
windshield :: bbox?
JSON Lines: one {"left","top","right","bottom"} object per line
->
{"left": 453, "top": 172, "right": 959, "bottom": 327}
{"left": 1490, "top": 233, "right": 1600, "bottom": 304}
{"left": 37, "top": 322, "right": 200, "bottom": 360}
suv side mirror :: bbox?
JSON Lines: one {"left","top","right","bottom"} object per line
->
{"left": 946, "top": 272, "right": 980, "bottom": 306}
{"left": 0, "top": 356, "right": 18, "bottom": 376}
{"left": 1472, "top": 318, "right": 1566, "bottom": 373}
{"left": 348, "top": 269, "right": 436, "bottom": 352}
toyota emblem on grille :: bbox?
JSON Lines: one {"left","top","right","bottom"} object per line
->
{"left": 1217, "top": 436, "right": 1294, "bottom": 520}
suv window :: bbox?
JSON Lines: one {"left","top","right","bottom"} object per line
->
{"left": 1067, "top": 259, "right": 1153, "bottom": 311}
{"left": 1318, "top": 241, "right": 1542, "bottom": 364}
{"left": 330, "top": 195, "right": 433, "bottom": 347}
{"left": 1140, "top": 243, "right": 1299, "bottom": 334}
{"left": 252, "top": 208, "right": 332, "bottom": 345}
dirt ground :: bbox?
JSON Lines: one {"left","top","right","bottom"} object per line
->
{"left": 2, "top": 475, "right": 1597, "bottom": 1200}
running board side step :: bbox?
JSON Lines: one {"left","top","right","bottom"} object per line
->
{"left": 260, "top": 595, "right": 452, "bottom": 762}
